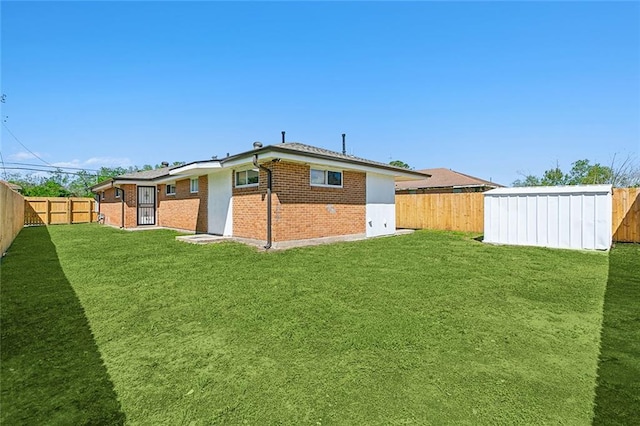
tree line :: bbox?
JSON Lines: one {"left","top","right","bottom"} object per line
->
{"left": 513, "top": 156, "right": 639, "bottom": 188}
{"left": 5, "top": 162, "right": 184, "bottom": 198}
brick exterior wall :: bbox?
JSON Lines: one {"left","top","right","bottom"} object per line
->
{"left": 157, "top": 176, "right": 208, "bottom": 233}
{"left": 98, "top": 184, "right": 137, "bottom": 228}
{"left": 232, "top": 161, "right": 366, "bottom": 242}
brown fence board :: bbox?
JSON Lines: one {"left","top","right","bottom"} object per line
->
{"left": 612, "top": 188, "right": 640, "bottom": 243}
{"left": 1, "top": 181, "right": 25, "bottom": 254}
{"left": 395, "top": 193, "right": 485, "bottom": 233}
{"left": 24, "top": 197, "right": 97, "bottom": 226}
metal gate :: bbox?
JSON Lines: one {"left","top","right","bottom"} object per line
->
{"left": 137, "top": 186, "right": 156, "bottom": 225}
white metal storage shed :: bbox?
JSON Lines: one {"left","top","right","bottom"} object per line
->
{"left": 483, "top": 185, "right": 612, "bottom": 250}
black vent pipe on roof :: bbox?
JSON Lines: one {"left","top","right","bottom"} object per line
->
{"left": 282, "top": 131, "right": 285, "bottom": 143}
{"left": 342, "top": 133, "right": 346, "bottom": 155}
{"left": 252, "top": 153, "right": 272, "bottom": 249}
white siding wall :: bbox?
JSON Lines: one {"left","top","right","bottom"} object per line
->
{"left": 484, "top": 185, "right": 612, "bottom": 250}
{"left": 208, "top": 171, "right": 233, "bottom": 236}
{"left": 365, "top": 173, "right": 396, "bottom": 237}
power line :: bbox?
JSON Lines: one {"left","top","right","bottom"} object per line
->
{"left": 1, "top": 122, "right": 53, "bottom": 166}
{"left": 0, "top": 166, "right": 99, "bottom": 177}
{"left": 3, "top": 161, "right": 100, "bottom": 172}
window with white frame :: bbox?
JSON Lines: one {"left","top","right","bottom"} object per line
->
{"left": 190, "top": 178, "right": 199, "bottom": 193}
{"left": 166, "top": 184, "right": 176, "bottom": 195}
{"left": 115, "top": 188, "right": 121, "bottom": 198}
{"left": 101, "top": 191, "right": 105, "bottom": 200}
{"left": 310, "top": 168, "right": 342, "bottom": 187}
{"left": 235, "top": 169, "right": 259, "bottom": 187}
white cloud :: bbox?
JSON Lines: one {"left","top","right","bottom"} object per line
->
{"left": 8, "top": 151, "right": 45, "bottom": 161}
{"left": 53, "top": 160, "right": 82, "bottom": 168}
{"left": 52, "top": 157, "right": 133, "bottom": 170}
{"left": 84, "top": 157, "right": 133, "bottom": 167}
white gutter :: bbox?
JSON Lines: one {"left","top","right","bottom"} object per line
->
{"left": 169, "top": 161, "right": 222, "bottom": 176}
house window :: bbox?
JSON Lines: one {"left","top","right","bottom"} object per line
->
{"left": 310, "top": 168, "right": 342, "bottom": 187}
{"left": 115, "top": 188, "right": 121, "bottom": 198}
{"left": 190, "top": 178, "right": 199, "bottom": 193}
{"left": 166, "top": 184, "right": 176, "bottom": 195}
{"left": 101, "top": 191, "right": 105, "bottom": 200}
{"left": 235, "top": 169, "right": 259, "bottom": 187}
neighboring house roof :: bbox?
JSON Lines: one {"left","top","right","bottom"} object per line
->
{"left": 395, "top": 168, "right": 503, "bottom": 191}
{"left": 91, "top": 142, "right": 429, "bottom": 192}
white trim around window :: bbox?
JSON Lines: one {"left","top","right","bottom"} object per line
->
{"left": 115, "top": 188, "right": 121, "bottom": 198}
{"left": 190, "top": 177, "right": 199, "bottom": 193}
{"left": 235, "top": 169, "right": 259, "bottom": 188}
{"left": 166, "top": 183, "right": 176, "bottom": 195}
{"left": 310, "top": 168, "right": 343, "bottom": 187}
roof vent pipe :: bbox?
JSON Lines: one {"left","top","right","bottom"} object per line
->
{"left": 282, "top": 131, "right": 285, "bottom": 143}
{"left": 253, "top": 141, "right": 263, "bottom": 149}
{"left": 342, "top": 133, "right": 346, "bottom": 155}
{"left": 161, "top": 161, "right": 169, "bottom": 167}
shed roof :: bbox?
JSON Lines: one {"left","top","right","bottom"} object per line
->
{"left": 485, "top": 184, "right": 612, "bottom": 196}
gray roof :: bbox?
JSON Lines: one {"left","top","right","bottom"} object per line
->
{"left": 225, "top": 142, "right": 428, "bottom": 177}
{"left": 273, "top": 142, "right": 392, "bottom": 167}
{"left": 92, "top": 142, "right": 427, "bottom": 192}
{"left": 90, "top": 167, "right": 173, "bottom": 191}
{"left": 117, "top": 167, "right": 172, "bottom": 180}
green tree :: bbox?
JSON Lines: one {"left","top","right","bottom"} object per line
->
{"left": 389, "top": 160, "right": 411, "bottom": 169}
{"left": 513, "top": 158, "right": 638, "bottom": 187}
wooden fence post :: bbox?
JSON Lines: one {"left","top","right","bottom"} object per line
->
{"left": 45, "top": 199, "right": 50, "bottom": 225}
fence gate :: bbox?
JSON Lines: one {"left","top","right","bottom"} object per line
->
{"left": 137, "top": 186, "right": 156, "bottom": 225}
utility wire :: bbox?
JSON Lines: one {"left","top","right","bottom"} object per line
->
{"left": 1, "top": 122, "right": 53, "bottom": 166}
{"left": 3, "top": 161, "right": 100, "bottom": 172}
{"left": 0, "top": 166, "right": 99, "bottom": 177}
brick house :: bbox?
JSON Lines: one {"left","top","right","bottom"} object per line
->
{"left": 92, "top": 142, "right": 427, "bottom": 247}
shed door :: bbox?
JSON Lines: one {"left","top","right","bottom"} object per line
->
{"left": 137, "top": 186, "right": 156, "bottom": 225}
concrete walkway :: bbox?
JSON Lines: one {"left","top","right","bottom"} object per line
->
{"left": 176, "top": 229, "right": 415, "bottom": 250}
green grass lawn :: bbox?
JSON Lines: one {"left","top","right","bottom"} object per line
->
{"left": 593, "top": 243, "right": 640, "bottom": 425}
{"left": 1, "top": 224, "right": 617, "bottom": 424}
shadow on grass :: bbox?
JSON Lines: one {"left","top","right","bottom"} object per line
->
{"left": 593, "top": 243, "right": 640, "bottom": 425}
{"left": 1, "top": 226, "right": 125, "bottom": 425}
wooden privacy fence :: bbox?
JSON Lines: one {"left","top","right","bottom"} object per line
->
{"left": 396, "top": 192, "right": 485, "bottom": 233}
{"left": 612, "top": 188, "right": 640, "bottom": 243}
{"left": 396, "top": 188, "right": 640, "bottom": 243}
{"left": 25, "top": 197, "right": 98, "bottom": 226}
{"left": 1, "top": 181, "right": 25, "bottom": 254}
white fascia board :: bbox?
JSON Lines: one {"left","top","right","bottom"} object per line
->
{"left": 223, "top": 152, "right": 425, "bottom": 180}
{"left": 170, "top": 161, "right": 222, "bottom": 177}
{"left": 485, "top": 184, "right": 612, "bottom": 196}
{"left": 93, "top": 179, "right": 159, "bottom": 192}
{"left": 91, "top": 181, "right": 113, "bottom": 192}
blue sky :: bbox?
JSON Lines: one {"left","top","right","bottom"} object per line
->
{"left": 1, "top": 1, "right": 638, "bottom": 186}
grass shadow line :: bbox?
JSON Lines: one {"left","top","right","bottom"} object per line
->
{"left": 1, "top": 226, "right": 125, "bottom": 425}
{"left": 592, "top": 243, "right": 640, "bottom": 425}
